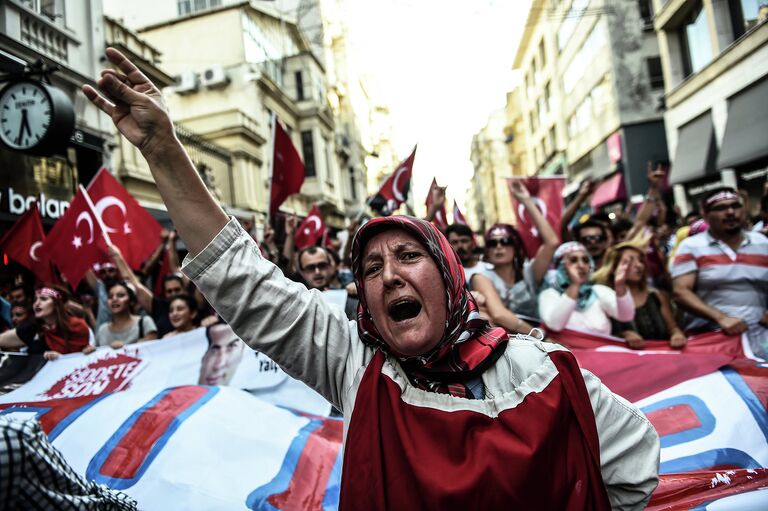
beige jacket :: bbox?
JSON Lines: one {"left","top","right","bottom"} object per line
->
{"left": 183, "top": 218, "right": 660, "bottom": 510}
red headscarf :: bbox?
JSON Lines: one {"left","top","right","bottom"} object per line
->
{"left": 351, "top": 216, "right": 508, "bottom": 395}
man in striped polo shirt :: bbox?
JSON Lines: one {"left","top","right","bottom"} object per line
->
{"left": 671, "top": 187, "right": 768, "bottom": 358}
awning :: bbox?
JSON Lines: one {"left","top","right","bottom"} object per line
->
{"left": 717, "top": 77, "right": 768, "bottom": 169}
{"left": 669, "top": 111, "right": 717, "bottom": 185}
{"left": 590, "top": 172, "right": 626, "bottom": 209}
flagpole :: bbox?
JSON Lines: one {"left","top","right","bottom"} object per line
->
{"left": 267, "top": 111, "right": 277, "bottom": 226}
{"left": 79, "top": 184, "right": 113, "bottom": 246}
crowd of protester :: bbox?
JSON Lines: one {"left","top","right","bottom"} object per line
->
{"left": 0, "top": 163, "right": 767, "bottom": 377}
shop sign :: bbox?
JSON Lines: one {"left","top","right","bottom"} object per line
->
{"left": 0, "top": 187, "right": 70, "bottom": 218}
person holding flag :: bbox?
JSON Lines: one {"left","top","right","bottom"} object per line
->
{"left": 83, "top": 47, "right": 659, "bottom": 509}
{"left": 424, "top": 178, "right": 447, "bottom": 231}
{"left": 470, "top": 181, "right": 559, "bottom": 333}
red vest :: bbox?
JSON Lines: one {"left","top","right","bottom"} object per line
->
{"left": 340, "top": 349, "right": 611, "bottom": 510}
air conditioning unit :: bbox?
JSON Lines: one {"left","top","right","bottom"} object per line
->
{"left": 172, "top": 71, "right": 198, "bottom": 94}
{"left": 201, "top": 65, "right": 230, "bottom": 89}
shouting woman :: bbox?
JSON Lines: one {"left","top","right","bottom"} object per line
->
{"left": 83, "top": 47, "right": 659, "bottom": 510}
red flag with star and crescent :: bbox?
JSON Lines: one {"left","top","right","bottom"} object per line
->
{"left": 43, "top": 187, "right": 108, "bottom": 286}
{"left": 507, "top": 177, "right": 565, "bottom": 258}
{"left": 270, "top": 119, "right": 305, "bottom": 218}
{"left": 87, "top": 168, "right": 163, "bottom": 270}
{"left": 294, "top": 205, "right": 326, "bottom": 251}
{"left": 0, "top": 204, "right": 54, "bottom": 283}
{"left": 369, "top": 146, "right": 416, "bottom": 216}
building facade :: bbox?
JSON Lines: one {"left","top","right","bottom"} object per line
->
{"left": 105, "top": 0, "right": 384, "bottom": 227}
{"left": 0, "top": 0, "right": 109, "bottom": 228}
{"left": 653, "top": 0, "right": 768, "bottom": 214}
{"left": 469, "top": 109, "right": 516, "bottom": 230}
{"left": 510, "top": 0, "right": 670, "bottom": 208}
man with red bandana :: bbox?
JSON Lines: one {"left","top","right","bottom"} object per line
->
{"left": 672, "top": 186, "right": 768, "bottom": 358}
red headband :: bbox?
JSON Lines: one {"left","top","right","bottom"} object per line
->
{"left": 36, "top": 287, "right": 62, "bottom": 300}
{"left": 704, "top": 191, "right": 740, "bottom": 210}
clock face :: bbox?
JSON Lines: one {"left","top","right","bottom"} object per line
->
{"left": 0, "top": 81, "right": 53, "bottom": 150}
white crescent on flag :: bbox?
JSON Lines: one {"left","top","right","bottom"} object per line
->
{"left": 392, "top": 166, "right": 408, "bottom": 202}
{"left": 517, "top": 196, "right": 547, "bottom": 225}
{"left": 75, "top": 212, "right": 95, "bottom": 244}
{"left": 29, "top": 241, "right": 42, "bottom": 262}
{"left": 94, "top": 196, "right": 128, "bottom": 234}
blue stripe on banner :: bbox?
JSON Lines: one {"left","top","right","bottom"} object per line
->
{"left": 86, "top": 386, "right": 219, "bottom": 490}
{"left": 321, "top": 446, "right": 343, "bottom": 511}
{"left": 641, "top": 395, "right": 715, "bottom": 449}
{"left": 661, "top": 448, "right": 761, "bottom": 473}
{"left": 246, "top": 418, "right": 323, "bottom": 511}
{"left": 721, "top": 367, "right": 768, "bottom": 444}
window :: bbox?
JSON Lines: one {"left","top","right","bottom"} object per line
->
{"left": 678, "top": 1, "right": 713, "bottom": 77}
{"left": 538, "top": 38, "right": 547, "bottom": 69}
{"left": 638, "top": 0, "right": 654, "bottom": 26}
{"left": 538, "top": 97, "right": 547, "bottom": 126}
{"left": 178, "top": 0, "right": 221, "bottom": 15}
{"left": 301, "top": 130, "right": 316, "bottom": 177}
{"left": 544, "top": 81, "right": 553, "bottom": 114}
{"left": 349, "top": 167, "right": 357, "bottom": 200}
{"left": 557, "top": 0, "right": 589, "bottom": 49}
{"left": 562, "top": 21, "right": 607, "bottom": 93}
{"left": 646, "top": 57, "right": 664, "bottom": 89}
{"left": 548, "top": 126, "right": 557, "bottom": 154}
{"left": 295, "top": 71, "right": 305, "bottom": 101}
{"left": 729, "top": 0, "right": 768, "bottom": 39}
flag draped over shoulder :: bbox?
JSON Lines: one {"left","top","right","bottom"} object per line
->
{"left": 508, "top": 177, "right": 564, "bottom": 257}
{"left": 87, "top": 168, "right": 162, "bottom": 270}
{"left": 270, "top": 119, "right": 305, "bottom": 217}
{"left": 369, "top": 146, "right": 416, "bottom": 216}
{"left": 0, "top": 204, "right": 54, "bottom": 283}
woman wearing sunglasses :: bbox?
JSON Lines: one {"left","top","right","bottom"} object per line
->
{"left": 470, "top": 181, "right": 559, "bottom": 333}
{"left": 539, "top": 242, "right": 635, "bottom": 335}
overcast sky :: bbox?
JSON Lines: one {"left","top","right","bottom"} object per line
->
{"left": 345, "top": 0, "right": 532, "bottom": 212}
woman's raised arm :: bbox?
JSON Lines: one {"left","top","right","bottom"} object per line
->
{"left": 82, "top": 48, "right": 228, "bottom": 257}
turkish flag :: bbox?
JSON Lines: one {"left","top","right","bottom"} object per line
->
{"left": 0, "top": 204, "right": 54, "bottom": 283}
{"left": 87, "top": 168, "right": 162, "bottom": 270}
{"left": 507, "top": 177, "right": 564, "bottom": 257}
{"left": 294, "top": 205, "right": 326, "bottom": 250}
{"left": 424, "top": 177, "right": 447, "bottom": 231}
{"left": 270, "top": 119, "right": 305, "bottom": 217}
{"left": 452, "top": 200, "right": 468, "bottom": 226}
{"left": 369, "top": 146, "right": 416, "bottom": 216}
{"left": 43, "top": 187, "right": 108, "bottom": 286}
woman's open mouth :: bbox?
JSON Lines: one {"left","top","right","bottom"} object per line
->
{"left": 387, "top": 298, "right": 422, "bottom": 322}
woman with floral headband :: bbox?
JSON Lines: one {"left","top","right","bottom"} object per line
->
{"left": 0, "top": 285, "right": 91, "bottom": 360}
{"left": 470, "top": 181, "right": 558, "bottom": 333}
{"left": 539, "top": 242, "right": 635, "bottom": 335}
{"left": 81, "top": 47, "right": 660, "bottom": 509}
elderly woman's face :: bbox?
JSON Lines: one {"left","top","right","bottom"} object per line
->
{"left": 361, "top": 229, "right": 447, "bottom": 357}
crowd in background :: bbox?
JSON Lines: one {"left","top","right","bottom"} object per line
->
{"left": 0, "top": 163, "right": 767, "bottom": 375}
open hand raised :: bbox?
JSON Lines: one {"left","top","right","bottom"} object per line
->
{"left": 82, "top": 48, "right": 174, "bottom": 158}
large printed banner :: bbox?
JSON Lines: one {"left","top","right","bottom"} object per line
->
{"left": 0, "top": 329, "right": 339, "bottom": 510}
{"left": 2, "top": 324, "right": 768, "bottom": 509}
{"left": 549, "top": 328, "right": 768, "bottom": 509}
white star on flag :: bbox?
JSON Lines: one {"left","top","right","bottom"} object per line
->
{"left": 72, "top": 236, "right": 82, "bottom": 249}
{"left": 123, "top": 222, "right": 132, "bottom": 234}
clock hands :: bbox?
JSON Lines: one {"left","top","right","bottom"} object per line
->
{"left": 15, "top": 108, "right": 32, "bottom": 146}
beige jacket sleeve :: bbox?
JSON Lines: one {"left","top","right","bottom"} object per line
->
{"left": 582, "top": 368, "right": 660, "bottom": 510}
{"left": 182, "top": 218, "right": 366, "bottom": 409}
